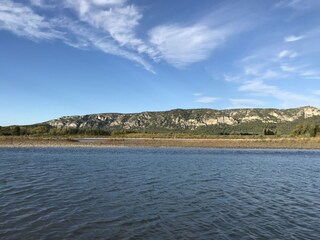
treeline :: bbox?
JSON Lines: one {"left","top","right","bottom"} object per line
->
{"left": 0, "top": 125, "right": 111, "bottom": 136}
{"left": 292, "top": 124, "right": 320, "bottom": 137}
{"left": 1, "top": 122, "right": 320, "bottom": 137}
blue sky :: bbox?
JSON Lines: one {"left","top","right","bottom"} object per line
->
{"left": 1, "top": 0, "right": 320, "bottom": 125}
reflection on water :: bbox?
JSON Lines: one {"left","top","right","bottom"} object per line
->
{"left": 1, "top": 148, "right": 320, "bottom": 239}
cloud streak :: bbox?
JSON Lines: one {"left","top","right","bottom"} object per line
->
{"left": 149, "top": 24, "right": 226, "bottom": 68}
{"left": 239, "top": 80, "right": 320, "bottom": 107}
{"left": 229, "top": 98, "right": 265, "bottom": 108}
{"left": 284, "top": 35, "right": 305, "bottom": 42}
{"left": 0, "top": 0, "right": 158, "bottom": 72}
{"left": 278, "top": 50, "right": 297, "bottom": 59}
{"left": 0, "top": 1, "right": 62, "bottom": 40}
{"left": 224, "top": 26, "right": 320, "bottom": 108}
{"left": 193, "top": 92, "right": 219, "bottom": 104}
{"left": 275, "top": 0, "right": 320, "bottom": 10}
{"left": 0, "top": 0, "right": 253, "bottom": 72}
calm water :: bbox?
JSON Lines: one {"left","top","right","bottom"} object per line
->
{"left": 1, "top": 148, "right": 320, "bottom": 239}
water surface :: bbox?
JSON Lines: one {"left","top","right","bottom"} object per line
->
{"left": 1, "top": 148, "right": 320, "bottom": 239}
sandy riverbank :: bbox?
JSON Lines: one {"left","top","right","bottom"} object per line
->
{"left": 1, "top": 136, "right": 320, "bottom": 149}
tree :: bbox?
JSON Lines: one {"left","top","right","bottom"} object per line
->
{"left": 292, "top": 123, "right": 319, "bottom": 137}
{"left": 11, "top": 126, "right": 20, "bottom": 136}
{"left": 263, "top": 128, "right": 275, "bottom": 135}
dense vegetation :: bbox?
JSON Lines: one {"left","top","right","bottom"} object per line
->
{"left": 1, "top": 121, "right": 320, "bottom": 138}
{"left": 292, "top": 124, "right": 320, "bottom": 137}
{"left": 0, "top": 125, "right": 111, "bottom": 137}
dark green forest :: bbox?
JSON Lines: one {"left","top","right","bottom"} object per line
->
{"left": 0, "top": 125, "right": 111, "bottom": 137}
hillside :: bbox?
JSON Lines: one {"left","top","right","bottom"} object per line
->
{"left": 1, "top": 106, "right": 320, "bottom": 137}
{"left": 45, "top": 106, "right": 320, "bottom": 136}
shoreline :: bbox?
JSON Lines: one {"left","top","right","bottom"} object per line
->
{"left": 1, "top": 136, "right": 320, "bottom": 149}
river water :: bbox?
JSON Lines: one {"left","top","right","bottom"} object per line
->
{"left": 1, "top": 147, "right": 320, "bottom": 239}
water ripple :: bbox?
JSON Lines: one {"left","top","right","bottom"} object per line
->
{"left": 1, "top": 148, "right": 320, "bottom": 239}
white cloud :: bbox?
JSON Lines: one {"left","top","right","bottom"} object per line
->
{"left": 0, "top": 0, "right": 255, "bottom": 72}
{"left": 239, "top": 80, "right": 277, "bottom": 94}
{"left": 65, "top": 0, "right": 158, "bottom": 60}
{"left": 229, "top": 98, "right": 265, "bottom": 108}
{"left": 278, "top": 50, "right": 297, "bottom": 59}
{"left": 64, "top": 0, "right": 126, "bottom": 14}
{"left": 241, "top": 45, "right": 320, "bottom": 81}
{"left": 195, "top": 96, "right": 218, "bottom": 103}
{"left": 93, "top": 37, "right": 155, "bottom": 73}
{"left": 0, "top": 0, "right": 156, "bottom": 73}
{"left": 224, "top": 31, "right": 320, "bottom": 107}
{"left": 280, "top": 64, "right": 296, "bottom": 72}
{"left": 193, "top": 93, "right": 202, "bottom": 96}
{"left": 245, "top": 65, "right": 284, "bottom": 80}
{"left": 91, "top": 0, "right": 127, "bottom": 5}
{"left": 149, "top": 24, "right": 226, "bottom": 67}
{"left": 279, "top": 63, "right": 320, "bottom": 79}
{"left": 239, "top": 80, "right": 320, "bottom": 107}
{"left": 299, "top": 70, "right": 320, "bottom": 80}
{"left": 275, "top": 0, "right": 302, "bottom": 8}
{"left": 223, "top": 74, "right": 241, "bottom": 82}
{"left": 29, "top": 0, "right": 44, "bottom": 7}
{"left": 29, "top": 0, "right": 57, "bottom": 8}
{"left": 275, "top": 0, "right": 320, "bottom": 10}
{"left": 284, "top": 35, "right": 305, "bottom": 42}
{"left": 56, "top": 17, "right": 155, "bottom": 73}
{"left": 0, "top": 1, "right": 62, "bottom": 40}
{"left": 148, "top": 0, "right": 256, "bottom": 68}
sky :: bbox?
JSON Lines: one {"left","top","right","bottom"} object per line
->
{"left": 1, "top": 0, "right": 320, "bottom": 126}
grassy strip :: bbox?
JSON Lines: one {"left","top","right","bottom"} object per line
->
{"left": 0, "top": 136, "right": 320, "bottom": 149}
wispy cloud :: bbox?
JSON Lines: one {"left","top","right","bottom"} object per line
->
{"left": 239, "top": 80, "right": 320, "bottom": 107}
{"left": 278, "top": 50, "right": 297, "bottom": 59}
{"left": 284, "top": 35, "right": 305, "bottom": 42}
{"left": 148, "top": 2, "right": 255, "bottom": 68}
{"left": 280, "top": 64, "right": 295, "bottom": 72}
{"left": 225, "top": 23, "right": 320, "bottom": 106}
{"left": 55, "top": 17, "right": 156, "bottom": 73}
{"left": 64, "top": 0, "right": 158, "bottom": 72}
{"left": 275, "top": 0, "right": 302, "bottom": 8}
{"left": 65, "top": 0, "right": 157, "bottom": 58}
{"left": 0, "top": 0, "right": 254, "bottom": 72}
{"left": 229, "top": 98, "right": 265, "bottom": 108}
{"left": 225, "top": 38, "right": 320, "bottom": 107}
{"left": 29, "top": 0, "right": 44, "bottom": 7}
{"left": 239, "top": 80, "right": 276, "bottom": 94}
{"left": 149, "top": 24, "right": 226, "bottom": 68}
{"left": 0, "top": 1, "right": 62, "bottom": 40}
{"left": 274, "top": 0, "right": 320, "bottom": 10}
{"left": 299, "top": 69, "right": 320, "bottom": 80}
{"left": 29, "top": 0, "right": 55, "bottom": 8}
{"left": 193, "top": 93, "right": 219, "bottom": 103}
{"left": 223, "top": 74, "right": 242, "bottom": 83}
{"left": 280, "top": 63, "right": 320, "bottom": 79}
{"left": 195, "top": 96, "right": 218, "bottom": 104}
{"left": 0, "top": 0, "right": 156, "bottom": 72}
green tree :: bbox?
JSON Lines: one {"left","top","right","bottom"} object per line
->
{"left": 11, "top": 126, "right": 20, "bottom": 136}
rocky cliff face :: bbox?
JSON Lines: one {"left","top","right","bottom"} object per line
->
{"left": 46, "top": 106, "right": 320, "bottom": 131}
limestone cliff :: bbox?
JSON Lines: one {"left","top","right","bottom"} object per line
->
{"left": 46, "top": 106, "right": 320, "bottom": 132}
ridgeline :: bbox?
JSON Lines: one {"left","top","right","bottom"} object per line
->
{"left": 1, "top": 106, "right": 320, "bottom": 137}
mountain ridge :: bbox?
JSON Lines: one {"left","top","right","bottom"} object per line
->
{"left": 52, "top": 105, "right": 317, "bottom": 119}
{"left": 44, "top": 106, "right": 320, "bottom": 135}
{"left": 2, "top": 106, "right": 320, "bottom": 136}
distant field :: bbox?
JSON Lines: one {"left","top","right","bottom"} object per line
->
{"left": 1, "top": 136, "right": 320, "bottom": 149}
